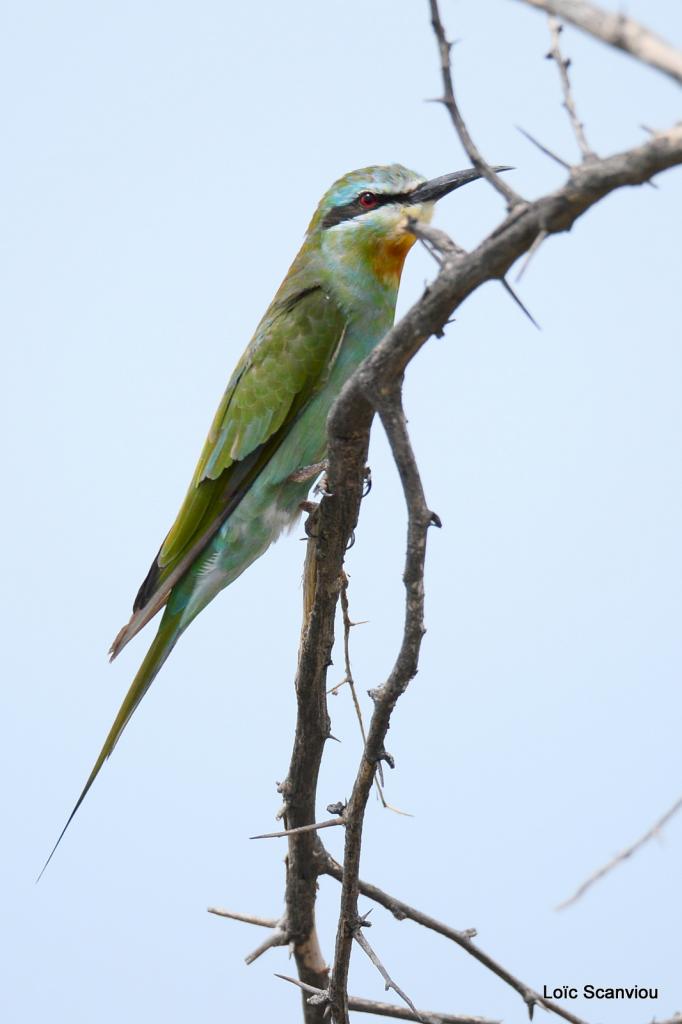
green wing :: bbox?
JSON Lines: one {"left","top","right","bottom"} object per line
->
{"left": 110, "top": 284, "right": 347, "bottom": 657}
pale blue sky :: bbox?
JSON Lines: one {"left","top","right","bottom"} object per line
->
{"left": 2, "top": 2, "right": 681, "bottom": 1022}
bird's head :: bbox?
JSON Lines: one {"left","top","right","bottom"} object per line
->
{"left": 309, "top": 163, "right": 487, "bottom": 291}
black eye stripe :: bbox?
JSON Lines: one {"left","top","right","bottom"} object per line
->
{"left": 321, "top": 191, "right": 416, "bottom": 230}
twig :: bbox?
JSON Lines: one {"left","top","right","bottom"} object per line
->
{"left": 339, "top": 576, "right": 371, "bottom": 762}
{"left": 244, "top": 924, "right": 290, "bottom": 965}
{"left": 353, "top": 924, "right": 423, "bottom": 1021}
{"left": 319, "top": 850, "right": 590, "bottom": 1024}
{"left": 514, "top": 0, "right": 682, "bottom": 85}
{"left": 428, "top": 0, "right": 524, "bottom": 208}
{"left": 408, "top": 218, "right": 466, "bottom": 263}
{"left": 410, "top": 218, "right": 538, "bottom": 328}
{"left": 206, "top": 908, "right": 279, "bottom": 928}
{"left": 338, "top": 576, "right": 408, "bottom": 811}
{"left": 338, "top": 583, "right": 377, "bottom": 792}
{"left": 275, "top": 974, "right": 499, "bottom": 1024}
{"left": 547, "top": 16, "right": 597, "bottom": 161}
{"left": 206, "top": 907, "right": 289, "bottom": 964}
{"left": 344, "top": 1000, "right": 497, "bottom": 1024}
{"left": 557, "top": 793, "right": 682, "bottom": 910}
{"left": 251, "top": 817, "right": 345, "bottom": 840}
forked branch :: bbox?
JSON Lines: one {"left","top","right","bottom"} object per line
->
{"left": 428, "top": 0, "right": 524, "bottom": 208}
{"left": 210, "top": 4, "right": 682, "bottom": 1022}
{"left": 514, "top": 0, "right": 682, "bottom": 85}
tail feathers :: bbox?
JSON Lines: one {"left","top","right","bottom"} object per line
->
{"left": 37, "top": 613, "right": 181, "bottom": 881}
{"left": 110, "top": 510, "right": 234, "bottom": 661}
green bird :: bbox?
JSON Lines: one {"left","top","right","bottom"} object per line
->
{"left": 42, "top": 163, "right": 487, "bottom": 873}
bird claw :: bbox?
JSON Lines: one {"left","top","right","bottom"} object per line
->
{"left": 300, "top": 501, "right": 319, "bottom": 538}
{"left": 313, "top": 472, "right": 333, "bottom": 498}
{"left": 362, "top": 466, "right": 372, "bottom": 497}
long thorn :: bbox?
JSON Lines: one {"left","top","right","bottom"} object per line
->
{"left": 516, "top": 125, "right": 571, "bottom": 170}
{"left": 500, "top": 278, "right": 541, "bottom": 330}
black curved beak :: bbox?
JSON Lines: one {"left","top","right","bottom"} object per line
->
{"left": 409, "top": 166, "right": 513, "bottom": 204}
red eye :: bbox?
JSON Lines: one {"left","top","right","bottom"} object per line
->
{"left": 358, "top": 191, "right": 378, "bottom": 209}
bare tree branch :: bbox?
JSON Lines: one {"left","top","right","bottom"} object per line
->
{"left": 546, "top": 16, "right": 597, "bottom": 160}
{"left": 336, "top": 578, "right": 410, "bottom": 813}
{"left": 557, "top": 793, "right": 682, "bottom": 910}
{"left": 318, "top": 850, "right": 589, "bottom": 1024}
{"left": 354, "top": 924, "right": 423, "bottom": 1021}
{"left": 244, "top": 923, "right": 290, "bottom": 966}
{"left": 280, "top": 502, "right": 362, "bottom": 1022}
{"left": 338, "top": 576, "right": 368, "bottom": 748}
{"left": 251, "top": 817, "right": 345, "bottom": 840}
{"left": 327, "top": 130, "right": 682, "bottom": 415}
{"left": 514, "top": 0, "right": 682, "bottom": 84}
{"left": 327, "top": 385, "right": 438, "bottom": 1024}
{"left": 206, "top": 908, "right": 280, "bottom": 928}
{"left": 210, "top": 6, "right": 682, "bottom": 1020}
{"left": 216, "top": 118, "right": 682, "bottom": 1022}
{"left": 408, "top": 218, "right": 465, "bottom": 263}
{"left": 301, "top": 120, "right": 681, "bottom": 1023}
{"left": 206, "top": 908, "right": 289, "bottom": 964}
{"left": 276, "top": 974, "right": 500, "bottom": 1024}
{"left": 344, "top": 999, "right": 496, "bottom": 1024}
{"left": 428, "top": 0, "right": 524, "bottom": 208}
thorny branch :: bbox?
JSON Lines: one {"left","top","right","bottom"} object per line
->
{"left": 336, "top": 578, "right": 372, "bottom": 774}
{"left": 319, "top": 851, "right": 589, "bottom": 1024}
{"left": 546, "top": 16, "right": 597, "bottom": 161}
{"left": 353, "top": 923, "right": 422, "bottom": 1021}
{"left": 210, "top": 2, "right": 682, "bottom": 1022}
{"left": 428, "top": 0, "right": 523, "bottom": 209}
{"left": 206, "top": 908, "right": 288, "bottom": 964}
{"left": 335, "top": 579, "right": 404, "bottom": 813}
{"left": 326, "top": 381, "right": 439, "bottom": 1024}
{"left": 514, "top": 0, "right": 682, "bottom": 85}
{"left": 276, "top": 974, "right": 501, "bottom": 1024}
{"left": 207, "top": 907, "right": 279, "bottom": 928}
{"left": 250, "top": 816, "right": 345, "bottom": 840}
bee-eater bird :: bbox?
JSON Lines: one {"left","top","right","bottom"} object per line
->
{"left": 41, "top": 163, "right": 488, "bottom": 874}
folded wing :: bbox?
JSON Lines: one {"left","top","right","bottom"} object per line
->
{"left": 110, "top": 284, "right": 347, "bottom": 658}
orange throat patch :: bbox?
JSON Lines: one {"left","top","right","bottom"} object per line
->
{"left": 370, "top": 231, "right": 417, "bottom": 287}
